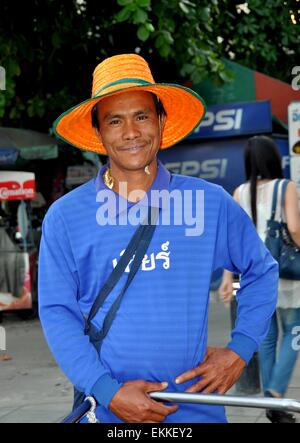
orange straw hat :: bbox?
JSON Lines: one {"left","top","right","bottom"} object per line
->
{"left": 53, "top": 54, "right": 206, "bottom": 155}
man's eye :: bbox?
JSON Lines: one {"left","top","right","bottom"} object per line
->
{"left": 110, "top": 119, "right": 121, "bottom": 125}
{"left": 137, "top": 115, "right": 148, "bottom": 121}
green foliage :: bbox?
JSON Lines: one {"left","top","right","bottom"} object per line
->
{"left": 137, "top": 25, "right": 150, "bottom": 41}
{"left": 212, "top": 0, "right": 299, "bottom": 80}
{"left": 0, "top": 0, "right": 298, "bottom": 131}
{"left": 114, "top": 0, "right": 231, "bottom": 84}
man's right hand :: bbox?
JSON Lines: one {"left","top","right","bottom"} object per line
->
{"left": 109, "top": 380, "right": 178, "bottom": 423}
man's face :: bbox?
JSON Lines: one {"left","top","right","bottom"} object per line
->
{"left": 96, "top": 90, "right": 165, "bottom": 172}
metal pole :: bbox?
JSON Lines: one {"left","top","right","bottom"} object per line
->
{"left": 149, "top": 392, "right": 300, "bottom": 414}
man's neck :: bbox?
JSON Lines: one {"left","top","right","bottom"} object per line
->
{"left": 109, "top": 160, "right": 158, "bottom": 202}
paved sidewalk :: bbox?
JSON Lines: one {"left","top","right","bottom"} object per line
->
{"left": 0, "top": 295, "right": 299, "bottom": 423}
{"left": 208, "top": 293, "right": 300, "bottom": 423}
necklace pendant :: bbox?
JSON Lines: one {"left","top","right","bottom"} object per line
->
{"left": 103, "top": 168, "right": 114, "bottom": 189}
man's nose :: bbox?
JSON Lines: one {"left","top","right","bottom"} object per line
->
{"left": 122, "top": 119, "right": 141, "bottom": 140}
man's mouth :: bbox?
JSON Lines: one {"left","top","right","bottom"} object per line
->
{"left": 119, "top": 144, "right": 147, "bottom": 153}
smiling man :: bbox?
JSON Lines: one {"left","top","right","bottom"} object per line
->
{"left": 38, "top": 54, "right": 278, "bottom": 423}
{"left": 92, "top": 90, "right": 165, "bottom": 201}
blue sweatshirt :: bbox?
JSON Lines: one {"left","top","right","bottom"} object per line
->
{"left": 38, "top": 160, "right": 278, "bottom": 423}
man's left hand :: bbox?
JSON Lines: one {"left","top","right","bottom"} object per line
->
{"left": 175, "top": 347, "right": 246, "bottom": 395}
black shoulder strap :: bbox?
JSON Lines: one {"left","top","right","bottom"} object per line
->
{"left": 280, "top": 179, "right": 289, "bottom": 220}
{"left": 97, "top": 208, "right": 159, "bottom": 342}
{"left": 270, "top": 179, "right": 289, "bottom": 221}
{"left": 85, "top": 206, "right": 159, "bottom": 335}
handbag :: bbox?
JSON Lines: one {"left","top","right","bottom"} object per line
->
{"left": 62, "top": 206, "right": 160, "bottom": 423}
{"left": 265, "top": 179, "right": 300, "bottom": 280}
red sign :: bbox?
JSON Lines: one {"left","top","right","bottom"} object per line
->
{"left": 0, "top": 180, "right": 35, "bottom": 200}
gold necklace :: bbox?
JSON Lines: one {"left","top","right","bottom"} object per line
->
{"left": 103, "top": 167, "right": 114, "bottom": 189}
{"left": 103, "top": 164, "right": 151, "bottom": 189}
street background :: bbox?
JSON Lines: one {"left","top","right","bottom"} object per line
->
{"left": 0, "top": 293, "right": 299, "bottom": 423}
{"left": 1, "top": 0, "right": 300, "bottom": 425}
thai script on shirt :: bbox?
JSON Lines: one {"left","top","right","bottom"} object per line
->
{"left": 112, "top": 241, "right": 170, "bottom": 273}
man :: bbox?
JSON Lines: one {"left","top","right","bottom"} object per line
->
{"left": 39, "top": 54, "right": 278, "bottom": 423}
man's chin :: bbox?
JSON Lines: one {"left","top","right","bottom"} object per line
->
{"left": 122, "top": 158, "right": 157, "bottom": 172}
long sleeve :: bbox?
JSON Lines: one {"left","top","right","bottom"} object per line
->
{"left": 38, "top": 205, "right": 122, "bottom": 408}
{"left": 213, "top": 188, "right": 278, "bottom": 364}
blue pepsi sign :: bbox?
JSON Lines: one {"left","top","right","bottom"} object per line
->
{"left": 159, "top": 136, "right": 289, "bottom": 196}
{"left": 189, "top": 100, "right": 272, "bottom": 140}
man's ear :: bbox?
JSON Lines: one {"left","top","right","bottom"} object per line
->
{"left": 159, "top": 113, "right": 166, "bottom": 135}
{"left": 94, "top": 127, "right": 102, "bottom": 142}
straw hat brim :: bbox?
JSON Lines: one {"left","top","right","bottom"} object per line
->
{"left": 53, "top": 83, "right": 206, "bottom": 155}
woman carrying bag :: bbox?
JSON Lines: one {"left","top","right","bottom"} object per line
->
{"left": 219, "top": 135, "right": 300, "bottom": 423}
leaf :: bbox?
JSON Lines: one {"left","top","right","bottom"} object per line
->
{"left": 117, "top": 0, "right": 133, "bottom": 5}
{"left": 27, "top": 97, "right": 45, "bottom": 118}
{"left": 155, "top": 34, "right": 166, "bottom": 48}
{"left": 115, "top": 6, "right": 131, "bottom": 22}
{"left": 181, "top": 63, "right": 194, "bottom": 75}
{"left": 191, "top": 70, "right": 205, "bottom": 84}
{"left": 133, "top": 8, "right": 148, "bottom": 24}
{"left": 204, "top": 23, "right": 213, "bottom": 33}
{"left": 181, "top": 0, "right": 196, "bottom": 7}
{"left": 200, "top": 7, "right": 211, "bottom": 22}
{"left": 179, "top": 2, "right": 189, "bottom": 14}
{"left": 219, "top": 69, "right": 235, "bottom": 83}
{"left": 282, "top": 35, "right": 288, "bottom": 47}
{"left": 136, "top": 0, "right": 151, "bottom": 7}
{"left": 137, "top": 25, "right": 150, "bottom": 41}
{"left": 162, "top": 31, "right": 174, "bottom": 44}
{"left": 159, "top": 44, "right": 171, "bottom": 58}
{"left": 145, "top": 22, "right": 155, "bottom": 32}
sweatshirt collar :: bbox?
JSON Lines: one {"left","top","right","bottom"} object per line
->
{"left": 94, "top": 159, "right": 171, "bottom": 216}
